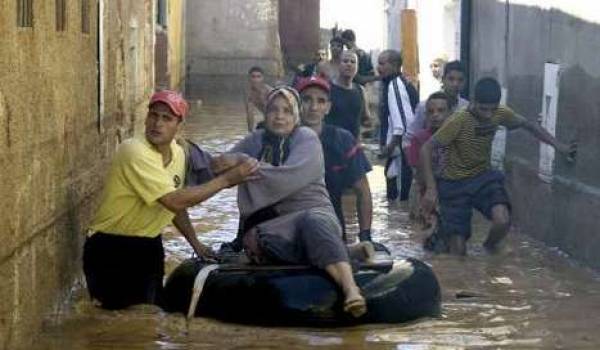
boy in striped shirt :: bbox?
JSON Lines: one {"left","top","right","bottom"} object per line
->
{"left": 420, "top": 78, "right": 576, "bottom": 255}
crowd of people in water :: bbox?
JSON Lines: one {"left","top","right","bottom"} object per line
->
{"left": 81, "top": 29, "right": 577, "bottom": 318}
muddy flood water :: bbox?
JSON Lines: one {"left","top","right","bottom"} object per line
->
{"left": 29, "top": 105, "right": 600, "bottom": 349}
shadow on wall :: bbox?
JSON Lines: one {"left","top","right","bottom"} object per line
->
{"left": 557, "top": 65, "right": 600, "bottom": 182}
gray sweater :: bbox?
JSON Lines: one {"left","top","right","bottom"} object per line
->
{"left": 230, "top": 126, "right": 335, "bottom": 220}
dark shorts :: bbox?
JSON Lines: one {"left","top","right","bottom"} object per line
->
{"left": 83, "top": 232, "right": 165, "bottom": 310}
{"left": 437, "top": 170, "right": 510, "bottom": 239}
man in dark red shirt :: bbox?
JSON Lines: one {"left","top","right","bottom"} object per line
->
{"left": 296, "top": 76, "right": 374, "bottom": 243}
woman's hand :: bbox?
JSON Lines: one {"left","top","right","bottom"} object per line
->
{"left": 211, "top": 153, "right": 249, "bottom": 174}
{"left": 222, "top": 158, "right": 261, "bottom": 186}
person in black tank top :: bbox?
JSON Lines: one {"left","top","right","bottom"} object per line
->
{"left": 324, "top": 51, "right": 371, "bottom": 139}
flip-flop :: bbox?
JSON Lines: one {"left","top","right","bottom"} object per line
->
{"left": 343, "top": 296, "right": 367, "bottom": 318}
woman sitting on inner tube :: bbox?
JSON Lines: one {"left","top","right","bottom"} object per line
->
{"left": 213, "top": 86, "right": 366, "bottom": 317}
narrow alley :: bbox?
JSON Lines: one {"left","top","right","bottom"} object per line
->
{"left": 2, "top": 1, "right": 600, "bottom": 349}
{"left": 29, "top": 105, "right": 600, "bottom": 349}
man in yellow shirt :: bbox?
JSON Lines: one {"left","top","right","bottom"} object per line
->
{"left": 84, "top": 90, "right": 258, "bottom": 309}
{"left": 420, "top": 78, "right": 576, "bottom": 255}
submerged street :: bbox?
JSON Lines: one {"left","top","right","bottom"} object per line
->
{"left": 26, "top": 104, "right": 600, "bottom": 350}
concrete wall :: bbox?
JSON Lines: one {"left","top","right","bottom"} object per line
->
{"left": 416, "top": 0, "right": 461, "bottom": 97}
{"left": 469, "top": 0, "right": 600, "bottom": 268}
{"left": 385, "top": 0, "right": 409, "bottom": 51}
{"left": 0, "top": 0, "right": 155, "bottom": 348}
{"left": 185, "top": 0, "right": 283, "bottom": 101}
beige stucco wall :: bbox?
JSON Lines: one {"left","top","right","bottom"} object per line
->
{"left": 0, "top": 1, "right": 155, "bottom": 348}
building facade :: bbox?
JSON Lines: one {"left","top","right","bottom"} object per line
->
{"left": 385, "top": 0, "right": 462, "bottom": 97}
{"left": 185, "top": 0, "right": 284, "bottom": 101}
{"left": 0, "top": 1, "right": 156, "bottom": 348}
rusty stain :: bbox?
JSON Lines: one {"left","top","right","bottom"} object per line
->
{"left": 0, "top": 92, "right": 11, "bottom": 148}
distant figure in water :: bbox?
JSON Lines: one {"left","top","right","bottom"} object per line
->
{"left": 429, "top": 56, "right": 447, "bottom": 87}
{"left": 245, "top": 66, "right": 272, "bottom": 132}
{"left": 317, "top": 36, "right": 345, "bottom": 82}
{"left": 340, "top": 29, "right": 378, "bottom": 85}
{"left": 405, "top": 91, "right": 452, "bottom": 238}
{"left": 297, "top": 49, "right": 328, "bottom": 78}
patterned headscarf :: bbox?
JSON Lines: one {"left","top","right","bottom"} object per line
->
{"left": 259, "top": 86, "right": 301, "bottom": 166}
{"left": 265, "top": 85, "right": 301, "bottom": 125}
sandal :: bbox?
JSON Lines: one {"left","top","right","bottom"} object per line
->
{"left": 343, "top": 296, "right": 367, "bottom": 318}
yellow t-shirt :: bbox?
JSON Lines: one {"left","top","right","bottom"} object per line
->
{"left": 432, "top": 106, "right": 525, "bottom": 180}
{"left": 89, "top": 137, "right": 186, "bottom": 237}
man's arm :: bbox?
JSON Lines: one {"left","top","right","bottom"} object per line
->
{"left": 359, "top": 85, "right": 372, "bottom": 127}
{"left": 210, "top": 153, "right": 250, "bottom": 175}
{"left": 382, "top": 135, "right": 402, "bottom": 157}
{"left": 413, "top": 160, "right": 426, "bottom": 190}
{"left": 520, "top": 117, "right": 576, "bottom": 158}
{"left": 419, "top": 140, "right": 438, "bottom": 216}
{"left": 407, "top": 103, "right": 426, "bottom": 141}
{"left": 172, "top": 210, "right": 216, "bottom": 260}
{"left": 245, "top": 97, "right": 255, "bottom": 132}
{"left": 352, "top": 176, "right": 373, "bottom": 233}
{"left": 159, "top": 158, "right": 259, "bottom": 212}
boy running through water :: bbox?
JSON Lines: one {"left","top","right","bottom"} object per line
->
{"left": 421, "top": 78, "right": 576, "bottom": 255}
{"left": 405, "top": 92, "right": 451, "bottom": 232}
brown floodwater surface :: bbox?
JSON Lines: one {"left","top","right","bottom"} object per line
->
{"left": 29, "top": 104, "right": 600, "bottom": 349}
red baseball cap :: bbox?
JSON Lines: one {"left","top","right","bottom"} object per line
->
{"left": 149, "top": 90, "right": 189, "bottom": 119}
{"left": 295, "top": 76, "right": 331, "bottom": 94}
